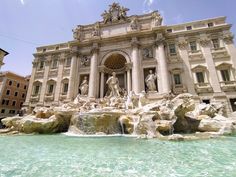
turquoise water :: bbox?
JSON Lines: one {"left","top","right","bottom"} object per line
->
{"left": 0, "top": 135, "right": 236, "bottom": 177}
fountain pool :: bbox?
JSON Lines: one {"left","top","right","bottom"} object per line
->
{"left": 0, "top": 135, "right": 236, "bottom": 177}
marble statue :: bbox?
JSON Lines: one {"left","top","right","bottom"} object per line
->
{"left": 138, "top": 91, "right": 148, "bottom": 108}
{"left": 130, "top": 17, "right": 138, "bottom": 30}
{"left": 106, "top": 72, "right": 120, "bottom": 97}
{"left": 92, "top": 23, "right": 100, "bottom": 37}
{"left": 145, "top": 70, "right": 157, "bottom": 91}
{"left": 72, "top": 26, "right": 82, "bottom": 40}
{"left": 101, "top": 3, "right": 129, "bottom": 23}
{"left": 79, "top": 76, "right": 89, "bottom": 95}
{"left": 119, "top": 6, "right": 129, "bottom": 20}
{"left": 125, "top": 91, "right": 135, "bottom": 109}
{"left": 152, "top": 12, "right": 163, "bottom": 26}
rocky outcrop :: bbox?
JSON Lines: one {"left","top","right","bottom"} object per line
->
{"left": 68, "top": 112, "right": 123, "bottom": 134}
{"left": 1, "top": 109, "right": 73, "bottom": 134}
{"left": 1, "top": 93, "right": 236, "bottom": 140}
{"left": 198, "top": 114, "right": 236, "bottom": 135}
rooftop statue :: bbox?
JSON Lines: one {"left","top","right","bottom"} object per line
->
{"left": 101, "top": 3, "right": 129, "bottom": 24}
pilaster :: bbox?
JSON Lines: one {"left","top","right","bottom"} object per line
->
{"left": 177, "top": 37, "right": 197, "bottom": 95}
{"left": 24, "top": 60, "right": 38, "bottom": 106}
{"left": 222, "top": 31, "right": 236, "bottom": 68}
{"left": 199, "top": 35, "right": 221, "bottom": 93}
{"left": 39, "top": 55, "right": 51, "bottom": 104}
{"left": 54, "top": 53, "right": 65, "bottom": 103}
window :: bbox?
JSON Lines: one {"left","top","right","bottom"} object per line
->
{"left": 186, "top": 26, "right": 192, "bottom": 30}
{"left": 63, "top": 83, "right": 69, "bottom": 93}
{"left": 220, "top": 70, "right": 230, "bottom": 82}
{"left": 173, "top": 74, "right": 181, "bottom": 85}
{"left": 6, "top": 100, "right": 9, "bottom": 105}
{"left": 208, "top": 23, "right": 213, "bottom": 27}
{"left": 24, "top": 85, "right": 27, "bottom": 89}
{"left": 43, "top": 48, "right": 46, "bottom": 52}
{"left": 9, "top": 80, "right": 12, "bottom": 86}
{"left": 14, "top": 92, "right": 18, "bottom": 97}
{"left": 51, "top": 59, "right": 58, "bottom": 69}
{"left": 39, "top": 61, "right": 44, "bottom": 70}
{"left": 65, "top": 58, "right": 71, "bottom": 67}
{"left": 34, "top": 85, "right": 40, "bottom": 95}
{"left": 196, "top": 72, "right": 205, "bottom": 83}
{"left": 12, "top": 101, "right": 16, "bottom": 106}
{"left": 2, "top": 99, "right": 5, "bottom": 105}
{"left": 20, "top": 102, "right": 23, "bottom": 107}
{"left": 189, "top": 41, "right": 197, "bottom": 52}
{"left": 9, "top": 110, "right": 16, "bottom": 114}
{"left": 6, "top": 90, "right": 10, "bottom": 95}
{"left": 1, "top": 109, "right": 5, "bottom": 113}
{"left": 212, "top": 39, "right": 220, "bottom": 49}
{"left": 167, "top": 29, "right": 172, "bottom": 33}
{"left": 169, "top": 44, "right": 176, "bottom": 55}
{"left": 22, "top": 93, "right": 25, "bottom": 98}
{"left": 48, "top": 84, "right": 54, "bottom": 94}
{"left": 17, "top": 83, "right": 20, "bottom": 88}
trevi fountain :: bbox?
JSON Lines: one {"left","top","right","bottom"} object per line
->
{"left": 1, "top": 71, "right": 236, "bottom": 176}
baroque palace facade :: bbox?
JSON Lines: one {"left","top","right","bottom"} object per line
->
{"left": 24, "top": 3, "right": 236, "bottom": 113}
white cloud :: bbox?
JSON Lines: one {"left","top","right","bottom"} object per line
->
{"left": 20, "top": 0, "right": 25, "bottom": 5}
{"left": 144, "top": 0, "right": 154, "bottom": 7}
{"left": 143, "top": 0, "right": 155, "bottom": 14}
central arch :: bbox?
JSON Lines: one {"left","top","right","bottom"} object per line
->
{"left": 99, "top": 51, "right": 132, "bottom": 97}
{"left": 104, "top": 53, "right": 126, "bottom": 70}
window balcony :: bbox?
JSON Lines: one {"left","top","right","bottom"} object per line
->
{"left": 30, "top": 94, "right": 40, "bottom": 102}
{"left": 45, "top": 93, "right": 54, "bottom": 102}
{"left": 172, "top": 84, "right": 187, "bottom": 94}
{"left": 188, "top": 50, "right": 204, "bottom": 61}
{"left": 220, "top": 81, "right": 236, "bottom": 92}
{"left": 194, "top": 83, "right": 213, "bottom": 93}
{"left": 211, "top": 47, "right": 229, "bottom": 59}
{"left": 59, "top": 93, "right": 67, "bottom": 101}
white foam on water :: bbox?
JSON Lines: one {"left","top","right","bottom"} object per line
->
{"left": 62, "top": 132, "right": 138, "bottom": 138}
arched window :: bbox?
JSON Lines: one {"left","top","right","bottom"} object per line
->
{"left": 46, "top": 80, "right": 56, "bottom": 95}
{"left": 61, "top": 78, "right": 69, "bottom": 94}
{"left": 32, "top": 81, "right": 42, "bottom": 96}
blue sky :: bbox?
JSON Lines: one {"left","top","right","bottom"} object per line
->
{"left": 1, "top": 0, "right": 236, "bottom": 76}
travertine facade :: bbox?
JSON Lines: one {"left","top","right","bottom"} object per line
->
{"left": 0, "top": 48, "right": 9, "bottom": 71}
{"left": 25, "top": 3, "right": 236, "bottom": 113}
{"left": 0, "top": 72, "right": 29, "bottom": 117}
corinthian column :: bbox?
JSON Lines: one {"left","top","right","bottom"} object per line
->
{"left": 126, "top": 63, "right": 132, "bottom": 93}
{"left": 67, "top": 47, "right": 78, "bottom": 100}
{"left": 131, "top": 37, "right": 142, "bottom": 94}
{"left": 155, "top": 33, "right": 170, "bottom": 94}
{"left": 177, "top": 38, "right": 196, "bottom": 95}
{"left": 88, "top": 43, "right": 99, "bottom": 98}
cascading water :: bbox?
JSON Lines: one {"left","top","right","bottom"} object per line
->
{"left": 131, "top": 115, "right": 140, "bottom": 135}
